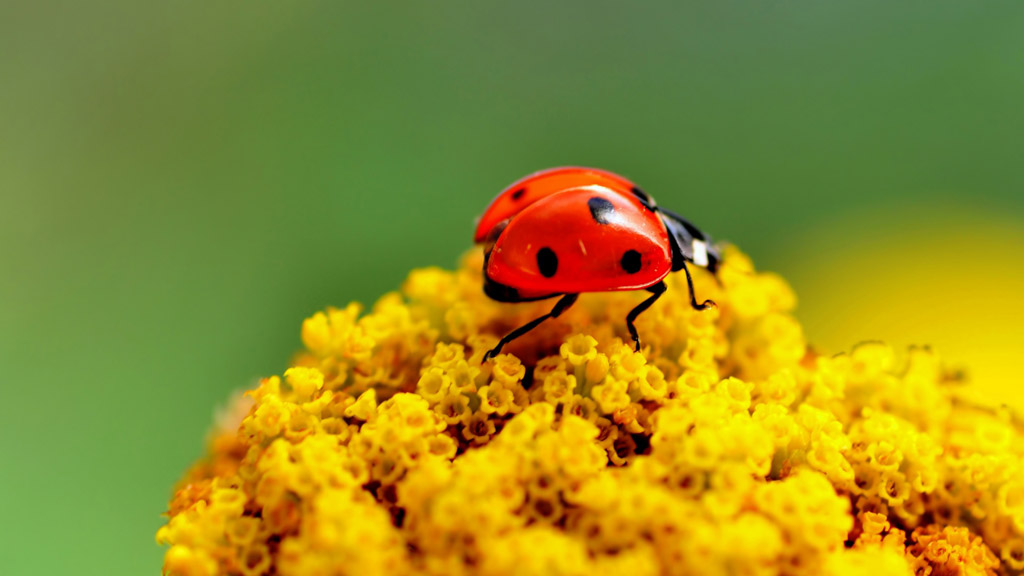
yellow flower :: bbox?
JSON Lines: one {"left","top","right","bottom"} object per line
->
{"left": 584, "top": 353, "right": 610, "bottom": 385}
{"left": 344, "top": 389, "right": 377, "bottom": 421}
{"left": 1001, "top": 538, "right": 1024, "bottom": 571}
{"left": 906, "top": 525, "right": 999, "bottom": 576}
{"left": 476, "top": 383, "right": 517, "bottom": 416}
{"left": 160, "top": 247, "right": 1020, "bottom": 576}
{"left": 416, "top": 367, "right": 450, "bottom": 405}
{"left": 435, "top": 391, "right": 471, "bottom": 425}
{"left": 564, "top": 395, "right": 601, "bottom": 423}
{"left": 589, "top": 377, "right": 631, "bottom": 414}
{"left": 461, "top": 411, "right": 497, "bottom": 445}
{"left": 428, "top": 342, "right": 466, "bottom": 371}
{"left": 163, "top": 545, "right": 217, "bottom": 576}
{"left": 610, "top": 344, "right": 647, "bottom": 381}
{"left": 560, "top": 334, "right": 598, "bottom": 366}
{"left": 283, "top": 366, "right": 324, "bottom": 399}
{"left": 446, "top": 360, "right": 480, "bottom": 394}
{"left": 541, "top": 369, "right": 577, "bottom": 405}
{"left": 490, "top": 353, "right": 526, "bottom": 386}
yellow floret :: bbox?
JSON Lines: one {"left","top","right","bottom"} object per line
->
{"left": 561, "top": 334, "right": 598, "bottom": 366}
{"left": 283, "top": 366, "right": 323, "bottom": 399}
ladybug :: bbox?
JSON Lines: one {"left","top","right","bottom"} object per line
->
{"left": 477, "top": 167, "right": 721, "bottom": 360}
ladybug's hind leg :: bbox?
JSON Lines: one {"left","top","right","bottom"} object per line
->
{"left": 485, "top": 294, "right": 579, "bottom": 361}
{"left": 626, "top": 281, "right": 667, "bottom": 352}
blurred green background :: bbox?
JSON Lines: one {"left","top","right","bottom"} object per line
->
{"left": 2, "top": 1, "right": 1023, "bottom": 574}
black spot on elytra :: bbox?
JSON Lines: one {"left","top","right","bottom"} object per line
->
{"left": 630, "top": 187, "right": 656, "bottom": 211}
{"left": 537, "top": 247, "right": 558, "bottom": 277}
{"left": 510, "top": 188, "right": 526, "bottom": 201}
{"left": 587, "top": 197, "right": 616, "bottom": 225}
{"left": 621, "top": 250, "right": 642, "bottom": 274}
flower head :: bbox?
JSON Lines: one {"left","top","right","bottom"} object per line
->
{"left": 161, "top": 246, "right": 1019, "bottom": 576}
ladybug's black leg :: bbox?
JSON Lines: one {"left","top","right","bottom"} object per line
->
{"left": 681, "top": 260, "right": 716, "bottom": 312}
{"left": 626, "top": 281, "right": 667, "bottom": 352}
{"left": 485, "top": 293, "right": 579, "bottom": 360}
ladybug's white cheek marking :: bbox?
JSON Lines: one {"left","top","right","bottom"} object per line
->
{"left": 578, "top": 239, "right": 588, "bottom": 256}
{"left": 692, "top": 240, "right": 709, "bottom": 267}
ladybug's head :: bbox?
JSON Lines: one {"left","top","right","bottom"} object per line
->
{"left": 659, "top": 209, "right": 720, "bottom": 274}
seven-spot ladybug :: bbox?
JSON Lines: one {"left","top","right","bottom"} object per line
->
{"left": 477, "top": 167, "right": 721, "bottom": 360}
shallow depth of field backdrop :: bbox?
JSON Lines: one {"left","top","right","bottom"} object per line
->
{"left": 2, "top": 2, "right": 1024, "bottom": 574}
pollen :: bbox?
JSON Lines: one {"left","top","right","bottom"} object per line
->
{"left": 160, "top": 245, "right": 1015, "bottom": 576}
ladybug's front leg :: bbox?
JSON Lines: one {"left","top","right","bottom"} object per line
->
{"left": 485, "top": 293, "right": 579, "bottom": 361}
{"left": 625, "top": 281, "right": 667, "bottom": 352}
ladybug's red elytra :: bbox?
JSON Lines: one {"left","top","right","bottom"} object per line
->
{"left": 477, "top": 167, "right": 721, "bottom": 360}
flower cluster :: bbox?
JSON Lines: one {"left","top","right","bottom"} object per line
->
{"left": 159, "top": 247, "right": 1021, "bottom": 576}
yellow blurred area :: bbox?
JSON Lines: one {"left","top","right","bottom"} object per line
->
{"left": 785, "top": 205, "right": 1024, "bottom": 408}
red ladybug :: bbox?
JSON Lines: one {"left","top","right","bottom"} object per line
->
{"left": 477, "top": 167, "right": 720, "bottom": 360}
